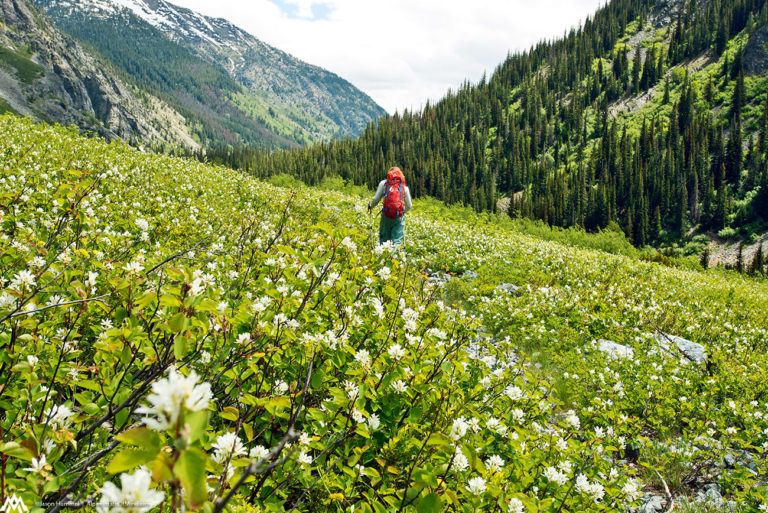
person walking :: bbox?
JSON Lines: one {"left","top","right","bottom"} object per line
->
{"left": 368, "top": 166, "right": 412, "bottom": 246}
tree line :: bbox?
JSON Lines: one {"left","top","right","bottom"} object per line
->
{"left": 202, "top": 0, "right": 768, "bottom": 250}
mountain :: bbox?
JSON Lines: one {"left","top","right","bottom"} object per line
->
{"left": 33, "top": 0, "right": 387, "bottom": 147}
{"left": 0, "top": 0, "right": 198, "bottom": 147}
{"left": 212, "top": 0, "right": 768, "bottom": 259}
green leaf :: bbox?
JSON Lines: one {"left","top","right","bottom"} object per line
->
{"left": 174, "top": 448, "right": 208, "bottom": 509}
{"left": 417, "top": 493, "right": 441, "bottom": 513}
{"left": 107, "top": 448, "right": 155, "bottom": 474}
{"left": 220, "top": 406, "right": 239, "bottom": 422}
{"left": 116, "top": 427, "right": 161, "bottom": 451}
{"left": 426, "top": 433, "right": 452, "bottom": 449}
{"left": 185, "top": 410, "right": 209, "bottom": 443}
{"left": 265, "top": 396, "right": 290, "bottom": 416}
{"left": 169, "top": 312, "right": 187, "bottom": 333}
{"left": 174, "top": 336, "right": 188, "bottom": 359}
{"left": 0, "top": 442, "right": 34, "bottom": 461}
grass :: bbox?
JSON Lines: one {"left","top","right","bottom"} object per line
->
{"left": 0, "top": 97, "right": 18, "bottom": 115}
{"left": 0, "top": 45, "right": 44, "bottom": 85}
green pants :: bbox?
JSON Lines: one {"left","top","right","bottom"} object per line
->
{"left": 379, "top": 215, "right": 405, "bottom": 245}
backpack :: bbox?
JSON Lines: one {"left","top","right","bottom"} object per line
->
{"left": 382, "top": 168, "right": 406, "bottom": 219}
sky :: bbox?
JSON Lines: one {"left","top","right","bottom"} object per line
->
{"left": 169, "top": 0, "right": 607, "bottom": 114}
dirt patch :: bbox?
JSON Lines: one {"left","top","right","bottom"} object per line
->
{"left": 707, "top": 232, "right": 768, "bottom": 269}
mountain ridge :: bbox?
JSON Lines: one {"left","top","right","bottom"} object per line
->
{"left": 34, "top": 0, "right": 387, "bottom": 144}
{"left": 0, "top": 0, "right": 199, "bottom": 148}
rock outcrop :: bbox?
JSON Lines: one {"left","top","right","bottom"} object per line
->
{"left": 0, "top": 0, "right": 197, "bottom": 148}
{"left": 744, "top": 23, "right": 768, "bottom": 76}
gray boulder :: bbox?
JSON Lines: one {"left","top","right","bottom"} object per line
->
{"left": 496, "top": 283, "right": 520, "bottom": 294}
{"left": 645, "top": 332, "right": 707, "bottom": 363}
{"left": 639, "top": 493, "right": 665, "bottom": 513}
{"left": 596, "top": 339, "right": 635, "bottom": 359}
{"left": 462, "top": 270, "right": 479, "bottom": 281}
{"left": 426, "top": 271, "right": 451, "bottom": 287}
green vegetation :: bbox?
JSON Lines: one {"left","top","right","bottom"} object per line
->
{"left": 0, "top": 45, "right": 44, "bottom": 84}
{"left": 1, "top": 113, "right": 767, "bottom": 512}
{"left": 205, "top": 0, "right": 768, "bottom": 258}
{"left": 0, "top": 97, "right": 18, "bottom": 115}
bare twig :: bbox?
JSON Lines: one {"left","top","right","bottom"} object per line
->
{"left": 5, "top": 295, "right": 110, "bottom": 320}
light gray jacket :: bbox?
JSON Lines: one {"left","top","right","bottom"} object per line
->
{"left": 369, "top": 179, "right": 412, "bottom": 214}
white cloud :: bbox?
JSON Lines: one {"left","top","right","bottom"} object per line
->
{"left": 169, "top": 0, "right": 606, "bottom": 113}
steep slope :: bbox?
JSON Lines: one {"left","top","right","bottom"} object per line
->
{"left": 34, "top": 0, "right": 387, "bottom": 144}
{"left": 0, "top": 0, "right": 198, "bottom": 148}
{"left": 2, "top": 112, "right": 767, "bottom": 511}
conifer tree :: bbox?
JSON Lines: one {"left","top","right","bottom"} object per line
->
{"left": 751, "top": 242, "right": 764, "bottom": 275}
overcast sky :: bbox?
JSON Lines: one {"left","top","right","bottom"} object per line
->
{"left": 169, "top": 0, "right": 607, "bottom": 114}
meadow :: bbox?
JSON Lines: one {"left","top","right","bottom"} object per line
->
{"left": 1, "top": 114, "right": 766, "bottom": 512}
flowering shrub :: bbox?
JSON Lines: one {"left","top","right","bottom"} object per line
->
{"left": 0, "top": 114, "right": 766, "bottom": 512}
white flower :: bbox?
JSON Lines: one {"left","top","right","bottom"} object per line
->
{"left": 274, "top": 380, "right": 289, "bottom": 395}
{"left": 87, "top": 271, "right": 98, "bottom": 290}
{"left": 355, "top": 349, "right": 371, "bottom": 368}
{"left": 136, "top": 368, "right": 212, "bottom": 431}
{"left": 565, "top": 410, "right": 580, "bottom": 429}
{"left": 123, "top": 260, "right": 144, "bottom": 275}
{"left": 344, "top": 380, "right": 359, "bottom": 400}
{"left": 544, "top": 466, "right": 568, "bottom": 486}
{"left": 135, "top": 218, "right": 150, "bottom": 232}
{"left": 450, "top": 418, "right": 468, "bottom": 441}
{"left": 47, "top": 294, "right": 64, "bottom": 307}
{"left": 11, "top": 269, "right": 36, "bottom": 289}
{"left": 249, "top": 445, "right": 269, "bottom": 460}
{"left": 188, "top": 277, "right": 204, "bottom": 296}
{"left": 467, "top": 476, "right": 487, "bottom": 495}
{"left": 0, "top": 293, "right": 14, "bottom": 310}
{"left": 453, "top": 447, "right": 469, "bottom": 472}
{"left": 97, "top": 468, "right": 164, "bottom": 513}
{"left": 299, "top": 433, "right": 312, "bottom": 446}
{"left": 340, "top": 237, "right": 357, "bottom": 252}
{"left": 508, "top": 498, "right": 525, "bottom": 513}
{"left": 368, "top": 414, "right": 380, "bottom": 431}
{"left": 388, "top": 344, "right": 405, "bottom": 360}
{"left": 23, "top": 454, "right": 48, "bottom": 474}
{"left": 30, "top": 256, "right": 46, "bottom": 269}
{"left": 505, "top": 385, "right": 523, "bottom": 401}
{"left": 621, "top": 478, "right": 641, "bottom": 501}
{"left": 298, "top": 451, "right": 312, "bottom": 465}
{"left": 485, "top": 455, "right": 504, "bottom": 473}
{"left": 351, "top": 408, "right": 366, "bottom": 424}
{"left": 377, "top": 266, "right": 391, "bottom": 280}
{"left": 392, "top": 379, "right": 408, "bottom": 393}
{"left": 45, "top": 404, "right": 74, "bottom": 429}
{"left": 251, "top": 296, "right": 271, "bottom": 313}
{"left": 575, "top": 474, "right": 591, "bottom": 494}
{"left": 27, "top": 355, "right": 38, "bottom": 368}
{"left": 236, "top": 332, "right": 251, "bottom": 345}
{"left": 212, "top": 432, "right": 247, "bottom": 464}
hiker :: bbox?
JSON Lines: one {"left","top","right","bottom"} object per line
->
{"left": 367, "top": 166, "right": 412, "bottom": 245}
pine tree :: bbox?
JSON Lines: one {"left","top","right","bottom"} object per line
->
{"left": 751, "top": 241, "right": 764, "bottom": 275}
{"left": 725, "top": 121, "right": 742, "bottom": 186}
{"left": 714, "top": 178, "right": 729, "bottom": 230}
{"left": 700, "top": 246, "right": 710, "bottom": 269}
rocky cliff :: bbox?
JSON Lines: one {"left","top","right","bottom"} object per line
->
{"left": 0, "top": 0, "right": 197, "bottom": 148}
